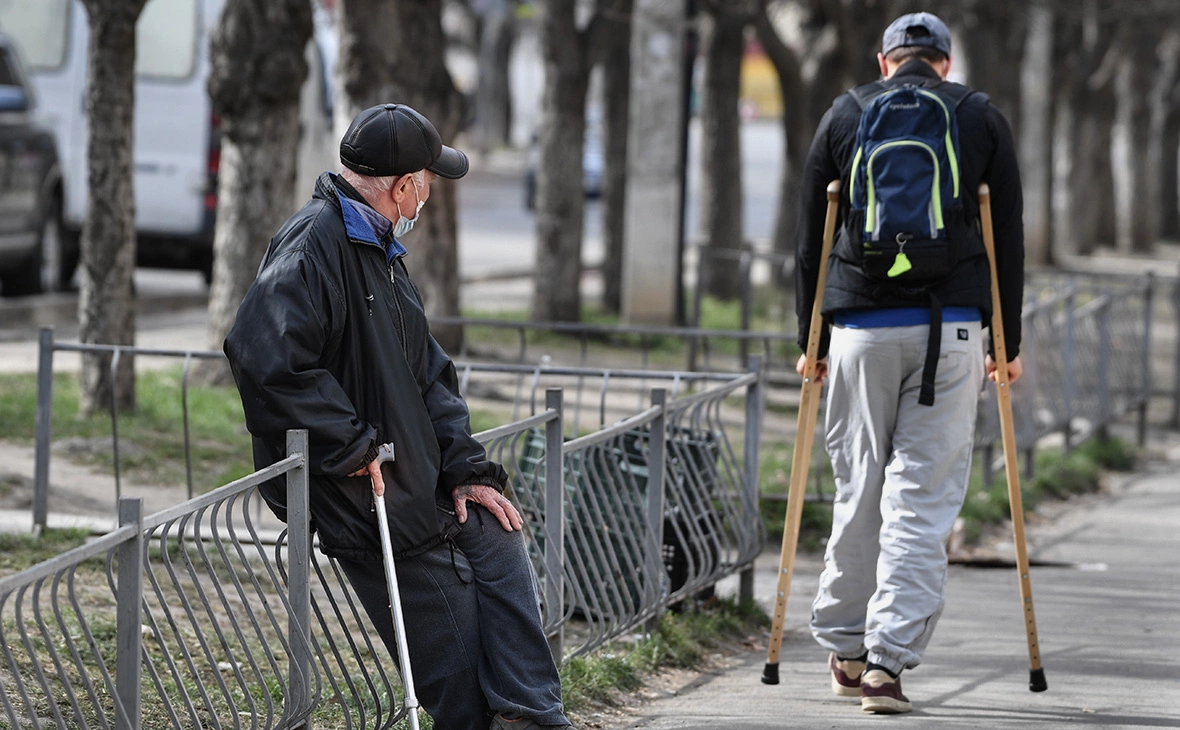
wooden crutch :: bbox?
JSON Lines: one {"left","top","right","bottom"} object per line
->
{"left": 762, "top": 180, "right": 841, "bottom": 685}
{"left": 978, "top": 183, "right": 1049, "bottom": 693}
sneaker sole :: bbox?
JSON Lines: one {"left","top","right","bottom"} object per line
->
{"left": 831, "top": 675, "right": 861, "bottom": 697}
{"left": 861, "top": 696, "right": 912, "bottom": 714}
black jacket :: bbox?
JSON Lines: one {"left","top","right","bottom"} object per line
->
{"left": 225, "top": 172, "right": 507, "bottom": 561}
{"left": 796, "top": 60, "right": 1024, "bottom": 360}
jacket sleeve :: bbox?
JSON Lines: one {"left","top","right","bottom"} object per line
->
{"left": 795, "top": 104, "right": 842, "bottom": 359}
{"left": 421, "top": 336, "right": 509, "bottom": 495}
{"left": 983, "top": 104, "right": 1024, "bottom": 360}
{"left": 225, "top": 244, "right": 377, "bottom": 477}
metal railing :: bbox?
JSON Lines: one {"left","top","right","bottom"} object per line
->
{"left": 16, "top": 355, "right": 766, "bottom": 725}
{"left": 0, "top": 431, "right": 319, "bottom": 730}
{"left": 976, "top": 272, "right": 1156, "bottom": 482}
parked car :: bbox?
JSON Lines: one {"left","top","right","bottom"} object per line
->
{"left": 0, "top": 0, "right": 335, "bottom": 284}
{"left": 0, "top": 33, "right": 67, "bottom": 297}
{"left": 523, "top": 112, "right": 604, "bottom": 211}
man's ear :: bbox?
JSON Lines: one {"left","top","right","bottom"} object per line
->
{"left": 878, "top": 52, "right": 889, "bottom": 79}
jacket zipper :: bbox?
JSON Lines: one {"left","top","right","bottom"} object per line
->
{"left": 389, "top": 257, "right": 411, "bottom": 361}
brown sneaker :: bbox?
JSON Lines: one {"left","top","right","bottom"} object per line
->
{"left": 829, "top": 652, "right": 865, "bottom": 697}
{"left": 860, "top": 669, "right": 912, "bottom": 714}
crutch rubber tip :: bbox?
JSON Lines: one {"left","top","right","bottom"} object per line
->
{"left": 1029, "top": 668, "right": 1048, "bottom": 692}
{"left": 761, "top": 662, "right": 780, "bottom": 685}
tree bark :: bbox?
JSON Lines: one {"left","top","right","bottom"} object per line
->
{"left": 756, "top": 4, "right": 806, "bottom": 288}
{"left": 77, "top": 0, "right": 148, "bottom": 417}
{"left": 336, "top": 0, "right": 466, "bottom": 349}
{"left": 958, "top": 0, "right": 1026, "bottom": 131}
{"left": 198, "top": 0, "right": 313, "bottom": 386}
{"left": 531, "top": 0, "right": 590, "bottom": 322}
{"left": 599, "top": 0, "right": 633, "bottom": 314}
{"left": 473, "top": 0, "right": 518, "bottom": 155}
{"left": 1053, "top": 0, "right": 1117, "bottom": 257}
{"left": 1153, "top": 30, "right": 1180, "bottom": 241}
{"left": 1114, "top": 19, "right": 1161, "bottom": 254}
{"left": 1019, "top": 0, "right": 1055, "bottom": 267}
{"left": 698, "top": 1, "right": 751, "bottom": 300}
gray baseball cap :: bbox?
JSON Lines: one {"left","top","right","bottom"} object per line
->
{"left": 882, "top": 12, "right": 952, "bottom": 57}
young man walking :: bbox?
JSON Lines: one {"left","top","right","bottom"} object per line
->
{"left": 794, "top": 11, "right": 1025, "bottom": 714}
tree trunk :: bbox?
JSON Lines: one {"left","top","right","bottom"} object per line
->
{"left": 1019, "top": 0, "right": 1055, "bottom": 267}
{"left": 1054, "top": 0, "right": 1117, "bottom": 257}
{"left": 959, "top": 0, "right": 1026, "bottom": 131}
{"left": 1154, "top": 31, "right": 1180, "bottom": 241}
{"left": 474, "top": 0, "right": 518, "bottom": 155}
{"left": 1115, "top": 20, "right": 1161, "bottom": 254}
{"left": 531, "top": 0, "right": 589, "bottom": 322}
{"left": 77, "top": 0, "right": 148, "bottom": 417}
{"left": 198, "top": 0, "right": 313, "bottom": 386}
{"left": 698, "top": 3, "right": 748, "bottom": 300}
{"left": 336, "top": 0, "right": 466, "bottom": 349}
{"left": 755, "top": 5, "right": 806, "bottom": 289}
{"left": 599, "top": 0, "right": 633, "bottom": 315}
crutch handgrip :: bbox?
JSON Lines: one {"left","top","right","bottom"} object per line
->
{"left": 762, "top": 180, "right": 841, "bottom": 684}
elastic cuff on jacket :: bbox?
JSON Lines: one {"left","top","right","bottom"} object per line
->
{"left": 351, "top": 440, "right": 380, "bottom": 474}
{"left": 458, "top": 477, "right": 506, "bottom": 493}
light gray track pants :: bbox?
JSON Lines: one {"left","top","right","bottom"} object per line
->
{"left": 810, "top": 320, "right": 985, "bottom": 675}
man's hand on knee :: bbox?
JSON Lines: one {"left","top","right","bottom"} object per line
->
{"left": 452, "top": 483, "right": 524, "bottom": 531}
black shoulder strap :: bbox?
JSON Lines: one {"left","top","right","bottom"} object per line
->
{"left": 848, "top": 81, "right": 887, "bottom": 111}
{"left": 934, "top": 81, "right": 982, "bottom": 112}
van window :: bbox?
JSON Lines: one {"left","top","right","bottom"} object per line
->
{"left": 136, "top": 0, "right": 198, "bottom": 80}
{"left": 0, "top": 0, "right": 71, "bottom": 71}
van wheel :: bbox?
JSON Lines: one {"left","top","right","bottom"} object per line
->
{"left": 1, "top": 196, "right": 65, "bottom": 296}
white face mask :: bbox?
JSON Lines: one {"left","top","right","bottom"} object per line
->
{"left": 392, "top": 179, "right": 424, "bottom": 238}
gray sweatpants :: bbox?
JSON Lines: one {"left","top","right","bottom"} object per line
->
{"left": 810, "top": 320, "right": 985, "bottom": 675}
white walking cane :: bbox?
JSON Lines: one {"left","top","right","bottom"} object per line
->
{"left": 372, "top": 443, "right": 423, "bottom": 728}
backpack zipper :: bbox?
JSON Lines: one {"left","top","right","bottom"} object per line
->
{"left": 849, "top": 87, "right": 962, "bottom": 202}
{"left": 865, "top": 140, "right": 942, "bottom": 238}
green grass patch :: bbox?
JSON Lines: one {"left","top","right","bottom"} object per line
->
{"left": 0, "top": 369, "right": 505, "bottom": 496}
{"left": 757, "top": 439, "right": 833, "bottom": 551}
{"left": 958, "top": 435, "right": 1137, "bottom": 544}
{"left": 0, "top": 528, "right": 93, "bottom": 574}
{"left": 560, "top": 597, "right": 765, "bottom": 715}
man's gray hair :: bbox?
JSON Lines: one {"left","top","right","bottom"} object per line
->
{"left": 340, "top": 167, "right": 424, "bottom": 204}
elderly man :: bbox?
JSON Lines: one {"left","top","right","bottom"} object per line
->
{"left": 225, "top": 103, "right": 574, "bottom": 730}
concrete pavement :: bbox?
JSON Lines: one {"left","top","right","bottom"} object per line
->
{"left": 626, "top": 445, "right": 1180, "bottom": 729}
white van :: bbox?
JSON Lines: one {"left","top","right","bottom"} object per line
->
{"left": 0, "top": 0, "right": 229, "bottom": 281}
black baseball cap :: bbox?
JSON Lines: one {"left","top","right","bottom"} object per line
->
{"left": 882, "top": 12, "right": 952, "bottom": 57}
{"left": 339, "top": 103, "right": 469, "bottom": 180}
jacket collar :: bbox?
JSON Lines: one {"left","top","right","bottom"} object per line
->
{"left": 316, "top": 172, "right": 407, "bottom": 261}
{"left": 889, "top": 58, "right": 943, "bottom": 84}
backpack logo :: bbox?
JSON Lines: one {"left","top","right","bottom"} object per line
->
{"left": 847, "top": 84, "right": 967, "bottom": 287}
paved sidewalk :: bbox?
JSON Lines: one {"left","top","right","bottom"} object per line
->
{"left": 627, "top": 452, "right": 1180, "bottom": 729}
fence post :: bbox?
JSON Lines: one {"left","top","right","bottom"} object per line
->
{"left": 1063, "top": 288, "right": 1076, "bottom": 451}
{"left": 1140, "top": 273, "right": 1154, "bottom": 447}
{"left": 741, "top": 356, "right": 764, "bottom": 605}
{"left": 543, "top": 389, "right": 565, "bottom": 663}
{"left": 286, "top": 430, "right": 313, "bottom": 727}
{"left": 688, "top": 248, "right": 706, "bottom": 371}
{"left": 739, "top": 248, "right": 753, "bottom": 369}
{"left": 33, "top": 326, "right": 54, "bottom": 534}
{"left": 115, "top": 498, "right": 143, "bottom": 730}
{"left": 1097, "top": 297, "right": 1112, "bottom": 438}
{"left": 1170, "top": 275, "right": 1180, "bottom": 429}
{"left": 645, "top": 389, "right": 667, "bottom": 633}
